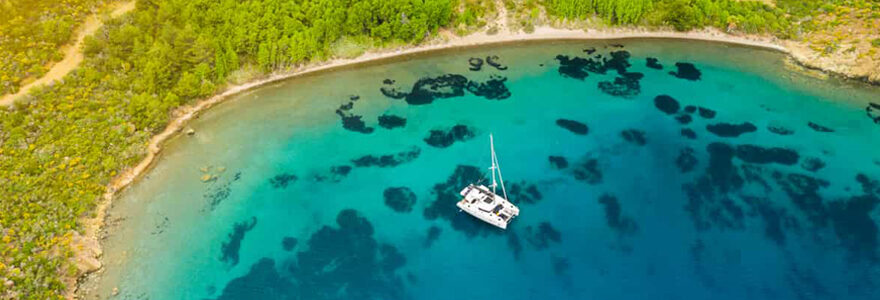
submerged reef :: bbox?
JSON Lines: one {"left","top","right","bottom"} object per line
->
{"left": 654, "top": 95, "right": 680, "bottom": 115}
{"left": 620, "top": 129, "right": 647, "bottom": 146}
{"left": 203, "top": 171, "right": 242, "bottom": 212}
{"left": 269, "top": 173, "right": 297, "bottom": 189}
{"left": 676, "top": 147, "right": 698, "bottom": 173}
{"left": 466, "top": 75, "right": 511, "bottom": 100}
{"left": 351, "top": 147, "right": 421, "bottom": 168}
{"left": 597, "top": 194, "right": 638, "bottom": 236}
{"left": 807, "top": 122, "right": 835, "bottom": 133}
{"left": 669, "top": 62, "right": 702, "bottom": 80}
{"left": 485, "top": 55, "right": 507, "bottom": 70}
{"left": 378, "top": 114, "right": 406, "bottom": 129}
{"left": 706, "top": 122, "right": 757, "bottom": 138}
{"left": 548, "top": 155, "right": 569, "bottom": 169}
{"left": 383, "top": 187, "right": 417, "bottom": 213}
{"left": 220, "top": 217, "right": 257, "bottom": 267}
{"left": 214, "top": 209, "right": 407, "bottom": 300}
{"left": 646, "top": 57, "right": 663, "bottom": 69}
{"left": 468, "top": 57, "right": 483, "bottom": 71}
{"left": 571, "top": 158, "right": 602, "bottom": 185}
{"left": 380, "top": 73, "right": 512, "bottom": 104}
{"left": 424, "top": 125, "right": 476, "bottom": 148}
{"left": 524, "top": 222, "right": 562, "bottom": 250}
{"left": 335, "top": 97, "right": 374, "bottom": 134}
{"left": 555, "top": 50, "right": 643, "bottom": 97}
{"left": 555, "top": 119, "right": 589, "bottom": 135}
{"left": 508, "top": 181, "right": 543, "bottom": 205}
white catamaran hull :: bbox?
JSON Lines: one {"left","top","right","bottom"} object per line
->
{"left": 457, "top": 184, "right": 520, "bottom": 229}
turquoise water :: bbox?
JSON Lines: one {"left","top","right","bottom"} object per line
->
{"left": 86, "top": 40, "right": 880, "bottom": 300}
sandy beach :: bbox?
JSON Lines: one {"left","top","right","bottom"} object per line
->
{"left": 70, "top": 24, "right": 855, "bottom": 299}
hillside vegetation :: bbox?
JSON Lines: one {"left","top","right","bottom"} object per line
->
{"left": 0, "top": 0, "right": 877, "bottom": 299}
{"left": 0, "top": 0, "right": 112, "bottom": 96}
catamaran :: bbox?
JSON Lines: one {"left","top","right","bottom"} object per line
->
{"left": 457, "top": 134, "right": 520, "bottom": 229}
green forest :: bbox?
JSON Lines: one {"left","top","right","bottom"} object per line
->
{"left": 0, "top": 0, "right": 876, "bottom": 298}
{"left": 0, "top": 0, "right": 108, "bottom": 95}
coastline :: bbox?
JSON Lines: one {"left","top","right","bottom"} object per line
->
{"left": 71, "top": 26, "right": 856, "bottom": 298}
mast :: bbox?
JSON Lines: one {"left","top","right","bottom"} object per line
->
{"left": 489, "top": 134, "right": 497, "bottom": 194}
{"left": 489, "top": 134, "right": 509, "bottom": 200}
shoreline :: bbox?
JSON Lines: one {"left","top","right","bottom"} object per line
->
{"left": 71, "top": 26, "right": 859, "bottom": 298}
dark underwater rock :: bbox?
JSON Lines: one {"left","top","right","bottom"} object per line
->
{"left": 684, "top": 105, "right": 697, "bottom": 114}
{"left": 697, "top": 107, "right": 716, "bottom": 119}
{"left": 466, "top": 75, "right": 511, "bottom": 100}
{"left": 335, "top": 97, "right": 374, "bottom": 134}
{"left": 620, "top": 129, "right": 647, "bottom": 146}
{"left": 313, "top": 165, "right": 352, "bottom": 183}
{"left": 380, "top": 74, "right": 469, "bottom": 105}
{"left": 583, "top": 47, "right": 596, "bottom": 54}
{"left": 351, "top": 147, "right": 421, "bottom": 168}
{"left": 572, "top": 158, "right": 602, "bottom": 184}
{"left": 706, "top": 122, "right": 757, "bottom": 137}
{"left": 776, "top": 173, "right": 880, "bottom": 261}
{"left": 868, "top": 102, "right": 880, "bottom": 124}
{"left": 808, "top": 122, "right": 834, "bottom": 133}
{"left": 598, "top": 194, "right": 638, "bottom": 236}
{"left": 486, "top": 55, "right": 507, "bottom": 70}
{"left": 424, "top": 226, "right": 441, "bottom": 248}
{"left": 508, "top": 181, "right": 542, "bottom": 205}
{"left": 281, "top": 237, "right": 297, "bottom": 251}
{"left": 676, "top": 114, "right": 693, "bottom": 124}
{"left": 598, "top": 72, "right": 643, "bottom": 98}
{"left": 269, "top": 173, "right": 297, "bottom": 189}
{"left": 340, "top": 114, "right": 374, "bottom": 134}
{"left": 555, "top": 55, "right": 592, "bottom": 80}
{"left": 524, "top": 222, "right": 562, "bottom": 250}
{"left": 669, "top": 62, "right": 702, "bottom": 80}
{"left": 646, "top": 57, "right": 663, "bottom": 69}
{"left": 383, "top": 187, "right": 417, "bottom": 213}
{"left": 468, "top": 57, "right": 483, "bottom": 71}
{"left": 552, "top": 256, "right": 570, "bottom": 276}
{"left": 214, "top": 209, "right": 407, "bottom": 300}
{"left": 378, "top": 114, "right": 406, "bottom": 129}
{"left": 349, "top": 95, "right": 360, "bottom": 101}
{"left": 734, "top": 145, "right": 799, "bottom": 166}
{"left": 220, "top": 217, "right": 257, "bottom": 266}
{"left": 424, "top": 125, "right": 476, "bottom": 148}
{"left": 555, "top": 119, "right": 589, "bottom": 135}
{"left": 741, "top": 196, "right": 794, "bottom": 245}
{"left": 681, "top": 128, "right": 697, "bottom": 139}
{"left": 768, "top": 124, "right": 794, "bottom": 135}
{"left": 681, "top": 142, "right": 748, "bottom": 232}
{"left": 507, "top": 232, "right": 523, "bottom": 259}
{"left": 548, "top": 155, "right": 569, "bottom": 169}
{"left": 203, "top": 171, "right": 241, "bottom": 212}
{"left": 801, "top": 157, "right": 826, "bottom": 172}
{"left": 654, "top": 95, "right": 680, "bottom": 115}
{"left": 676, "top": 147, "right": 698, "bottom": 173}
{"left": 554, "top": 50, "right": 635, "bottom": 82}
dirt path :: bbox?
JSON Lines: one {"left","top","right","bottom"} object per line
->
{"left": 495, "top": 0, "right": 510, "bottom": 33}
{"left": 0, "top": 0, "right": 136, "bottom": 107}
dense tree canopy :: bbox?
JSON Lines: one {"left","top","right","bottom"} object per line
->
{"left": 0, "top": 0, "right": 456, "bottom": 298}
{"left": 0, "top": 0, "right": 107, "bottom": 95}
{"left": 1, "top": 0, "right": 876, "bottom": 299}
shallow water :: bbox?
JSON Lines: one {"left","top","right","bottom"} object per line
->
{"left": 86, "top": 40, "right": 880, "bottom": 300}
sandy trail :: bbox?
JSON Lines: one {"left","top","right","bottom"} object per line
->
{"left": 0, "top": 0, "right": 136, "bottom": 106}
